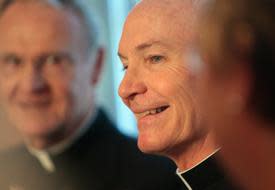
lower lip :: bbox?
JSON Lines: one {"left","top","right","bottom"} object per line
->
{"left": 137, "top": 108, "right": 169, "bottom": 129}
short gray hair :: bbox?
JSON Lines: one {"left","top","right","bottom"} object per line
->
{"left": 0, "top": 0, "right": 101, "bottom": 49}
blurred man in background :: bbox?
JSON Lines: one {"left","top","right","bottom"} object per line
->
{"left": 0, "top": 0, "right": 180, "bottom": 189}
{"left": 118, "top": 0, "right": 238, "bottom": 189}
{"left": 197, "top": 0, "right": 275, "bottom": 189}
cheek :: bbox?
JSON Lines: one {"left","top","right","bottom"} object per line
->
{"left": 0, "top": 76, "right": 18, "bottom": 102}
{"left": 48, "top": 75, "right": 75, "bottom": 104}
{"left": 149, "top": 66, "right": 193, "bottom": 96}
{"left": 171, "top": 72, "right": 196, "bottom": 111}
{"left": 155, "top": 69, "right": 197, "bottom": 126}
{"left": 50, "top": 68, "right": 93, "bottom": 112}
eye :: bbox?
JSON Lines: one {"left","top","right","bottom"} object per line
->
{"left": 40, "top": 53, "right": 72, "bottom": 69}
{"left": 1, "top": 55, "right": 21, "bottom": 65}
{"left": 39, "top": 53, "right": 73, "bottom": 75}
{"left": 148, "top": 55, "right": 165, "bottom": 64}
{"left": 45, "top": 55, "right": 63, "bottom": 65}
{"left": 122, "top": 64, "right": 128, "bottom": 71}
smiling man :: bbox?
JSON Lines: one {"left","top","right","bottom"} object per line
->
{"left": 0, "top": 0, "right": 181, "bottom": 189}
{"left": 118, "top": 0, "right": 239, "bottom": 189}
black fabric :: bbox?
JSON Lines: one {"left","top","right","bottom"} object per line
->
{"left": 179, "top": 155, "right": 241, "bottom": 190}
{"left": 0, "top": 109, "right": 181, "bottom": 190}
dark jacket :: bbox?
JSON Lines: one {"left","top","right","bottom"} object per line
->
{"left": 178, "top": 154, "right": 241, "bottom": 190}
{"left": 0, "top": 109, "right": 181, "bottom": 190}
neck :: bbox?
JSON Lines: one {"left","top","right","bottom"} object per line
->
{"left": 26, "top": 107, "right": 95, "bottom": 150}
{"left": 28, "top": 129, "right": 76, "bottom": 150}
{"left": 28, "top": 125, "right": 76, "bottom": 149}
{"left": 170, "top": 131, "right": 219, "bottom": 172}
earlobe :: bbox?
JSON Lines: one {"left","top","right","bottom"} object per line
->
{"left": 91, "top": 47, "right": 105, "bottom": 85}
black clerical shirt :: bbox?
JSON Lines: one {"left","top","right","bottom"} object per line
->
{"left": 177, "top": 154, "right": 240, "bottom": 190}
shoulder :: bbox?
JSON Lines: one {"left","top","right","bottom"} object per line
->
{"left": 0, "top": 144, "right": 36, "bottom": 170}
{"left": 0, "top": 145, "right": 28, "bottom": 161}
{"left": 0, "top": 145, "right": 35, "bottom": 186}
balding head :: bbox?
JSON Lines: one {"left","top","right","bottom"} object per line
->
{"left": 0, "top": 0, "right": 100, "bottom": 51}
{"left": 121, "top": 0, "right": 199, "bottom": 50}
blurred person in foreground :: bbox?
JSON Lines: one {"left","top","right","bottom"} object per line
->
{"left": 118, "top": 0, "right": 239, "bottom": 189}
{"left": 0, "top": 0, "right": 181, "bottom": 189}
{"left": 197, "top": 0, "right": 275, "bottom": 189}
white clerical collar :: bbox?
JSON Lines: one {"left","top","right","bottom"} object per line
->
{"left": 176, "top": 149, "right": 220, "bottom": 190}
{"left": 27, "top": 108, "right": 98, "bottom": 173}
{"left": 28, "top": 149, "right": 56, "bottom": 173}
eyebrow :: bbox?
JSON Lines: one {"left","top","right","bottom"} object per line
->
{"left": 0, "top": 0, "right": 15, "bottom": 16}
{"left": 0, "top": 51, "right": 74, "bottom": 63}
{"left": 136, "top": 40, "right": 164, "bottom": 51}
{"left": 117, "top": 52, "right": 127, "bottom": 60}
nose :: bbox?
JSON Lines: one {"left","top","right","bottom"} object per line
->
{"left": 20, "top": 64, "right": 49, "bottom": 94}
{"left": 118, "top": 69, "right": 147, "bottom": 104}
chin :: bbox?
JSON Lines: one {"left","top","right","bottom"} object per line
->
{"left": 18, "top": 121, "right": 62, "bottom": 138}
{"left": 137, "top": 135, "right": 168, "bottom": 155}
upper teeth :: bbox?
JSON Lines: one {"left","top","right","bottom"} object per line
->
{"left": 146, "top": 107, "right": 164, "bottom": 116}
{"left": 149, "top": 109, "right": 157, "bottom": 115}
{"left": 135, "top": 107, "right": 167, "bottom": 119}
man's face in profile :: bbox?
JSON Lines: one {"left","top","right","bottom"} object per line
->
{"left": 118, "top": 0, "right": 203, "bottom": 155}
{"left": 0, "top": 2, "right": 97, "bottom": 144}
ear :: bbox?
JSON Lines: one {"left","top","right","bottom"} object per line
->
{"left": 90, "top": 47, "right": 105, "bottom": 86}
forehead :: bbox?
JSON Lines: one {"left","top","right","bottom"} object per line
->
{"left": 0, "top": 1, "right": 73, "bottom": 24}
{"left": 0, "top": 2, "right": 80, "bottom": 46}
{"left": 119, "top": 0, "right": 196, "bottom": 52}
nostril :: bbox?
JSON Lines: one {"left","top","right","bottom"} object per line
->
{"left": 21, "top": 72, "right": 49, "bottom": 94}
{"left": 129, "top": 92, "right": 138, "bottom": 101}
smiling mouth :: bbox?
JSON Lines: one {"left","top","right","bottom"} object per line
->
{"left": 137, "top": 105, "right": 170, "bottom": 119}
{"left": 18, "top": 100, "right": 51, "bottom": 108}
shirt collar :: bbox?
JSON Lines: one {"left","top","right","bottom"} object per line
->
{"left": 47, "top": 108, "right": 98, "bottom": 155}
{"left": 176, "top": 149, "right": 221, "bottom": 190}
{"left": 27, "top": 108, "right": 98, "bottom": 172}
